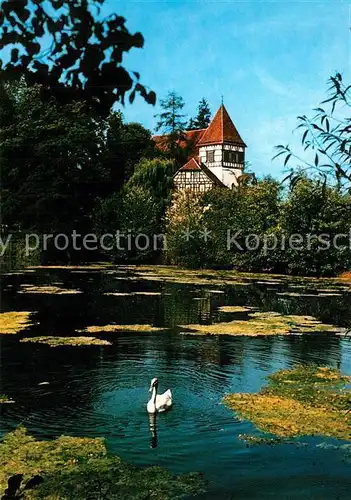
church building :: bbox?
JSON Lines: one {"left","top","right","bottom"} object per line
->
{"left": 155, "top": 104, "right": 247, "bottom": 192}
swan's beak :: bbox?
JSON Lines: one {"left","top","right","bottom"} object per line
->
{"left": 149, "top": 385, "right": 153, "bottom": 392}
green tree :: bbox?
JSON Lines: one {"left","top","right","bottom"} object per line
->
{"left": 92, "top": 185, "right": 161, "bottom": 262}
{"left": 188, "top": 98, "right": 211, "bottom": 130}
{"left": 155, "top": 91, "right": 187, "bottom": 136}
{"left": 0, "top": 0, "right": 155, "bottom": 117}
{"left": 1, "top": 82, "right": 108, "bottom": 237}
{"left": 155, "top": 91, "right": 187, "bottom": 164}
{"left": 203, "top": 179, "right": 281, "bottom": 270}
{"left": 277, "top": 178, "right": 351, "bottom": 276}
{"left": 93, "top": 158, "right": 174, "bottom": 262}
{"left": 102, "top": 112, "right": 156, "bottom": 190}
{"left": 274, "top": 73, "right": 351, "bottom": 190}
{"left": 164, "top": 179, "right": 282, "bottom": 271}
{"left": 165, "top": 190, "right": 207, "bottom": 268}
{"left": 126, "top": 158, "right": 174, "bottom": 216}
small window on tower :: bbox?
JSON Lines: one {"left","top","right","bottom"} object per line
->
{"left": 237, "top": 152, "right": 244, "bottom": 164}
{"left": 206, "top": 150, "right": 215, "bottom": 163}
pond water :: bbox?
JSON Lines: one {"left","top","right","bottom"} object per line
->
{"left": 1, "top": 267, "right": 351, "bottom": 499}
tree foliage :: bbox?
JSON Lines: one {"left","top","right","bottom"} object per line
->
{"left": 1, "top": 80, "right": 156, "bottom": 266}
{"left": 92, "top": 158, "right": 174, "bottom": 262}
{"left": 126, "top": 158, "right": 174, "bottom": 211}
{"left": 275, "top": 177, "right": 351, "bottom": 275}
{"left": 102, "top": 112, "right": 156, "bottom": 190}
{"left": 164, "top": 178, "right": 351, "bottom": 276}
{"left": 165, "top": 190, "right": 206, "bottom": 268}
{"left": 0, "top": 0, "right": 155, "bottom": 117}
{"left": 188, "top": 98, "right": 211, "bottom": 130}
{"left": 274, "top": 73, "right": 351, "bottom": 190}
{"left": 1, "top": 81, "right": 108, "bottom": 235}
{"left": 154, "top": 91, "right": 188, "bottom": 160}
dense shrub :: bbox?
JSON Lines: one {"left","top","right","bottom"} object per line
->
{"left": 92, "top": 158, "right": 174, "bottom": 262}
{"left": 164, "top": 178, "right": 351, "bottom": 276}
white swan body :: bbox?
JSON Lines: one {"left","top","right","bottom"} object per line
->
{"left": 147, "top": 378, "right": 172, "bottom": 413}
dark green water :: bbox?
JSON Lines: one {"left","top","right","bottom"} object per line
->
{"left": 1, "top": 267, "right": 351, "bottom": 499}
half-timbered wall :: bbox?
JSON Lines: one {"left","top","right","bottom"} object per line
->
{"left": 198, "top": 144, "right": 222, "bottom": 168}
{"left": 198, "top": 144, "right": 245, "bottom": 188}
{"left": 174, "top": 170, "right": 214, "bottom": 192}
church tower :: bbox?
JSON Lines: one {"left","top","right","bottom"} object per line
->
{"left": 197, "top": 104, "right": 246, "bottom": 188}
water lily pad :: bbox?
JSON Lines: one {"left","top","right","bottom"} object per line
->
{"left": 180, "top": 312, "right": 339, "bottom": 336}
{"left": 256, "top": 281, "right": 282, "bottom": 285}
{"left": 0, "top": 311, "right": 34, "bottom": 334}
{"left": 277, "top": 292, "right": 318, "bottom": 297}
{"left": 218, "top": 305, "right": 256, "bottom": 313}
{"left": 78, "top": 324, "right": 166, "bottom": 334}
{"left": 19, "top": 285, "right": 81, "bottom": 295}
{"left": 20, "top": 336, "right": 111, "bottom": 347}
{"left": 0, "top": 395, "right": 15, "bottom": 404}
{"left": 0, "top": 427, "right": 206, "bottom": 499}
{"left": 317, "top": 292, "right": 343, "bottom": 297}
{"left": 224, "top": 365, "right": 351, "bottom": 440}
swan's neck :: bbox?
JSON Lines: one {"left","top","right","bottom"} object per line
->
{"left": 151, "top": 385, "right": 158, "bottom": 404}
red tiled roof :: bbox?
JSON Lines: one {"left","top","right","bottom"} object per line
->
{"left": 182, "top": 128, "right": 206, "bottom": 148}
{"left": 197, "top": 105, "right": 246, "bottom": 147}
{"left": 176, "top": 158, "right": 225, "bottom": 188}
{"left": 179, "top": 157, "right": 201, "bottom": 171}
{"left": 152, "top": 128, "right": 206, "bottom": 153}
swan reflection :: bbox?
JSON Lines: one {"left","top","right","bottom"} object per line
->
{"left": 148, "top": 413, "right": 158, "bottom": 448}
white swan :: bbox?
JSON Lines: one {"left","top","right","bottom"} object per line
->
{"left": 147, "top": 378, "right": 172, "bottom": 413}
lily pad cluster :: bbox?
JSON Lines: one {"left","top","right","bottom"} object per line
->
{"left": 123, "top": 265, "right": 351, "bottom": 290}
{"left": 224, "top": 365, "right": 351, "bottom": 440}
{"left": 0, "top": 427, "right": 205, "bottom": 499}
{"left": 77, "top": 324, "right": 166, "bottom": 334}
{"left": 181, "top": 311, "right": 339, "bottom": 336}
{"left": 0, "top": 312, "right": 34, "bottom": 335}
{"left": 20, "top": 336, "right": 111, "bottom": 347}
{"left": 0, "top": 395, "right": 15, "bottom": 404}
{"left": 19, "top": 285, "right": 81, "bottom": 295}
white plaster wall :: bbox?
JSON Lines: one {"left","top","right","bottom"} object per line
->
{"left": 199, "top": 145, "right": 222, "bottom": 167}
{"left": 222, "top": 168, "right": 243, "bottom": 187}
{"left": 199, "top": 144, "right": 245, "bottom": 187}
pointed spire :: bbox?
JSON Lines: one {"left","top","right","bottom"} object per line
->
{"left": 197, "top": 104, "right": 246, "bottom": 147}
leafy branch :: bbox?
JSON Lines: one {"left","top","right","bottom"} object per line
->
{"left": 273, "top": 73, "right": 351, "bottom": 189}
{"left": 0, "top": 0, "right": 156, "bottom": 117}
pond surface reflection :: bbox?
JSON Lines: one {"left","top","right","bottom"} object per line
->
{"left": 1, "top": 267, "right": 350, "bottom": 499}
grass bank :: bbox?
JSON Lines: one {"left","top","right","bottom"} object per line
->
{"left": 0, "top": 427, "right": 205, "bottom": 499}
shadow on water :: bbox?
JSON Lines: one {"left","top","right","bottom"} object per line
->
{"left": 0, "top": 267, "right": 351, "bottom": 499}
{"left": 148, "top": 413, "right": 158, "bottom": 449}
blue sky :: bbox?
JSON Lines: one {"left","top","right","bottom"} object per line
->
{"left": 102, "top": 0, "right": 350, "bottom": 179}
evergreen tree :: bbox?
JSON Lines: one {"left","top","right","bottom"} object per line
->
{"left": 188, "top": 98, "right": 211, "bottom": 130}
{"left": 154, "top": 91, "right": 187, "bottom": 164}
{"left": 187, "top": 118, "right": 197, "bottom": 130}
{"left": 155, "top": 91, "right": 187, "bottom": 136}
